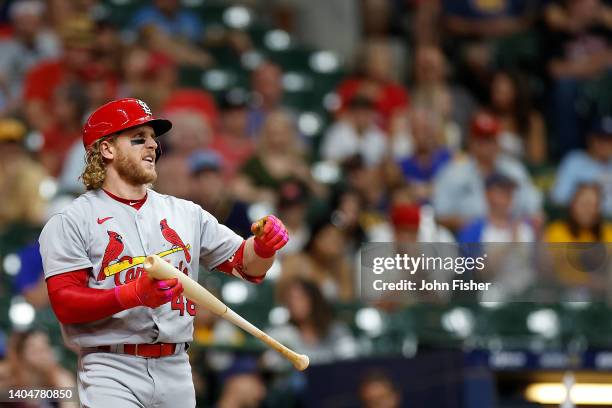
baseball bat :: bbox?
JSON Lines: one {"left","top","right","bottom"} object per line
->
{"left": 143, "top": 254, "right": 310, "bottom": 371}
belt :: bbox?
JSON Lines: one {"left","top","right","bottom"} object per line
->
{"left": 94, "top": 343, "right": 178, "bottom": 358}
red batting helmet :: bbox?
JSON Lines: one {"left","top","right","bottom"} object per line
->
{"left": 82, "top": 98, "right": 172, "bottom": 148}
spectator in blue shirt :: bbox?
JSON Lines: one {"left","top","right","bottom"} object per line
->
{"left": 397, "top": 107, "right": 452, "bottom": 202}
{"left": 551, "top": 116, "right": 612, "bottom": 218}
{"left": 13, "top": 242, "right": 48, "bottom": 308}
{"left": 433, "top": 111, "right": 542, "bottom": 232}
{"left": 131, "top": 0, "right": 204, "bottom": 43}
{"left": 8, "top": 195, "right": 74, "bottom": 309}
{"left": 458, "top": 172, "right": 536, "bottom": 301}
{"left": 458, "top": 173, "right": 535, "bottom": 243}
{"left": 130, "top": 0, "right": 213, "bottom": 68}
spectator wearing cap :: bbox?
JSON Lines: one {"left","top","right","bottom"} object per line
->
{"left": 396, "top": 107, "right": 452, "bottom": 202}
{"left": 0, "top": 0, "right": 59, "bottom": 115}
{"left": 433, "top": 111, "right": 542, "bottom": 231}
{"left": 0, "top": 118, "right": 49, "bottom": 230}
{"left": 458, "top": 172, "right": 537, "bottom": 301}
{"left": 386, "top": 201, "right": 455, "bottom": 244}
{"left": 390, "top": 202, "right": 421, "bottom": 244}
{"left": 458, "top": 173, "right": 535, "bottom": 243}
{"left": 321, "top": 95, "right": 388, "bottom": 167}
{"left": 551, "top": 117, "right": 612, "bottom": 218}
{"left": 385, "top": 210, "right": 449, "bottom": 300}
{"left": 188, "top": 150, "right": 251, "bottom": 238}
{"left": 210, "top": 90, "right": 255, "bottom": 179}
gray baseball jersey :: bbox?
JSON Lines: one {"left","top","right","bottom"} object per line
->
{"left": 39, "top": 188, "right": 243, "bottom": 349}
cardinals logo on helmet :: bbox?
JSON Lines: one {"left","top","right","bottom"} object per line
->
{"left": 160, "top": 219, "right": 191, "bottom": 263}
{"left": 98, "top": 231, "right": 124, "bottom": 281}
{"left": 136, "top": 99, "right": 152, "bottom": 115}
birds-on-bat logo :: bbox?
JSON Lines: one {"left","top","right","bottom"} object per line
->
{"left": 98, "top": 231, "right": 124, "bottom": 281}
{"left": 160, "top": 218, "right": 191, "bottom": 263}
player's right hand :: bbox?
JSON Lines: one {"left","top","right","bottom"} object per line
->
{"left": 115, "top": 271, "right": 184, "bottom": 309}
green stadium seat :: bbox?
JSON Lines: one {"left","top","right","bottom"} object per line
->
{"left": 267, "top": 49, "right": 313, "bottom": 72}
{"left": 563, "top": 303, "right": 612, "bottom": 348}
{"left": 477, "top": 304, "right": 566, "bottom": 350}
{"left": 179, "top": 67, "right": 249, "bottom": 102}
{"left": 408, "top": 303, "right": 477, "bottom": 348}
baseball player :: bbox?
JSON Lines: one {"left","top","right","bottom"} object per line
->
{"left": 39, "top": 98, "right": 289, "bottom": 407}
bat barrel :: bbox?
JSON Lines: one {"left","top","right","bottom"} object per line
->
{"left": 294, "top": 354, "right": 310, "bottom": 371}
{"left": 224, "top": 308, "right": 310, "bottom": 371}
{"left": 144, "top": 254, "right": 309, "bottom": 371}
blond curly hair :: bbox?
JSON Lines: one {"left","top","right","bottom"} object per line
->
{"left": 80, "top": 136, "right": 115, "bottom": 190}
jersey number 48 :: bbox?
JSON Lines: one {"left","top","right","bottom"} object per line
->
{"left": 172, "top": 295, "right": 196, "bottom": 316}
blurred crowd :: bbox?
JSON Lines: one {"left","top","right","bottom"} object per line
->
{"left": 0, "top": 0, "right": 611, "bottom": 406}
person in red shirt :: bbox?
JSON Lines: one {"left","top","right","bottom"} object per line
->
{"left": 23, "top": 17, "right": 115, "bottom": 132}
{"left": 336, "top": 39, "right": 409, "bottom": 130}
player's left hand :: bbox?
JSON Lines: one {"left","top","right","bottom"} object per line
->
{"left": 251, "top": 215, "right": 289, "bottom": 258}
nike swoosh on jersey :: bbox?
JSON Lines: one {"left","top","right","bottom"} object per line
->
{"left": 97, "top": 217, "right": 113, "bottom": 224}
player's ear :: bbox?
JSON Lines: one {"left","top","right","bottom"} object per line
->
{"left": 99, "top": 138, "right": 116, "bottom": 160}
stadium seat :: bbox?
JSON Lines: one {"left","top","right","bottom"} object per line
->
{"left": 477, "top": 304, "right": 566, "bottom": 350}
{"left": 563, "top": 303, "right": 612, "bottom": 348}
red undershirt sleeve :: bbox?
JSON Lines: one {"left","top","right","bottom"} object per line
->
{"left": 46, "top": 269, "right": 126, "bottom": 324}
{"left": 215, "top": 240, "right": 266, "bottom": 284}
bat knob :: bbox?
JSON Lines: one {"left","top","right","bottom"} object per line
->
{"left": 251, "top": 217, "right": 267, "bottom": 237}
{"left": 293, "top": 354, "right": 310, "bottom": 371}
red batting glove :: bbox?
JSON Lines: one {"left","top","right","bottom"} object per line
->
{"left": 114, "top": 271, "right": 184, "bottom": 309}
{"left": 251, "top": 215, "right": 289, "bottom": 258}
